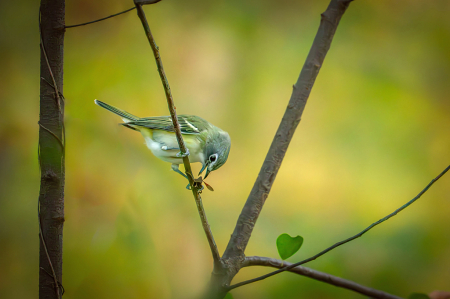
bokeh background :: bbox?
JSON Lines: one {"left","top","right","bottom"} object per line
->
{"left": 1, "top": 0, "right": 449, "bottom": 298}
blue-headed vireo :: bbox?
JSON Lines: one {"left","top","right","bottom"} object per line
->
{"left": 95, "top": 100, "right": 231, "bottom": 184}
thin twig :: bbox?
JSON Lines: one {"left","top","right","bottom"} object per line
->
{"left": 41, "top": 77, "right": 65, "bottom": 100}
{"left": 243, "top": 256, "right": 403, "bottom": 299}
{"left": 229, "top": 165, "right": 450, "bottom": 290}
{"left": 40, "top": 267, "right": 65, "bottom": 295}
{"left": 38, "top": 122, "right": 64, "bottom": 150}
{"left": 65, "top": 7, "right": 136, "bottom": 28}
{"left": 133, "top": 2, "right": 221, "bottom": 268}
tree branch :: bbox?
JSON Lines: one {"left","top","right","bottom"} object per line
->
{"left": 38, "top": 0, "right": 65, "bottom": 298}
{"left": 133, "top": 2, "right": 221, "bottom": 268}
{"left": 242, "top": 256, "right": 403, "bottom": 299}
{"left": 202, "top": 2, "right": 354, "bottom": 297}
{"left": 65, "top": 7, "right": 136, "bottom": 29}
{"left": 229, "top": 164, "right": 450, "bottom": 289}
{"left": 222, "top": 0, "right": 354, "bottom": 273}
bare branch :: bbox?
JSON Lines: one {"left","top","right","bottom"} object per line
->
{"left": 243, "top": 256, "right": 403, "bottom": 299}
{"left": 134, "top": 0, "right": 161, "bottom": 5}
{"left": 65, "top": 7, "right": 136, "bottom": 28}
{"left": 133, "top": 3, "right": 221, "bottom": 268}
{"left": 222, "top": 0, "right": 354, "bottom": 270}
{"left": 38, "top": 1, "right": 65, "bottom": 298}
{"left": 229, "top": 164, "right": 450, "bottom": 289}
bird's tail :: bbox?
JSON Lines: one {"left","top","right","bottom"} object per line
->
{"left": 94, "top": 100, "right": 139, "bottom": 121}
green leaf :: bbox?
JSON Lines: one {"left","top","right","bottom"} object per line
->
{"left": 276, "top": 233, "right": 304, "bottom": 260}
{"left": 408, "top": 293, "right": 430, "bottom": 299}
{"left": 224, "top": 292, "right": 234, "bottom": 299}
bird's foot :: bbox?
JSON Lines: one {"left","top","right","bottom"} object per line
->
{"left": 176, "top": 148, "right": 190, "bottom": 158}
{"left": 171, "top": 164, "right": 188, "bottom": 180}
{"left": 186, "top": 183, "right": 205, "bottom": 192}
{"left": 171, "top": 164, "right": 206, "bottom": 192}
{"left": 185, "top": 177, "right": 204, "bottom": 192}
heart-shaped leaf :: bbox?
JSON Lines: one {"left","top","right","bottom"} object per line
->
{"left": 276, "top": 233, "right": 303, "bottom": 260}
{"left": 408, "top": 293, "right": 430, "bottom": 299}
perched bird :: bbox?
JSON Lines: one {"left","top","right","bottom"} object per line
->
{"left": 95, "top": 100, "right": 231, "bottom": 185}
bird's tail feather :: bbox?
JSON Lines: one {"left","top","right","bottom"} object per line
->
{"left": 94, "top": 100, "right": 139, "bottom": 121}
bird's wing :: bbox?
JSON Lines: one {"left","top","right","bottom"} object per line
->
{"left": 125, "top": 115, "right": 210, "bottom": 135}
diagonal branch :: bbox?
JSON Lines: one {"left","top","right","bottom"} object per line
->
{"left": 222, "top": 0, "right": 354, "bottom": 268}
{"left": 133, "top": 2, "right": 221, "bottom": 268}
{"left": 229, "top": 164, "right": 450, "bottom": 289}
{"left": 65, "top": 7, "right": 136, "bottom": 28}
{"left": 242, "top": 256, "right": 403, "bottom": 299}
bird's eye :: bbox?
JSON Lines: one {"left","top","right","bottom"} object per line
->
{"left": 209, "top": 154, "right": 217, "bottom": 163}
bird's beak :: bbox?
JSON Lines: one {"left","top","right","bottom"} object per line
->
{"left": 204, "top": 167, "right": 211, "bottom": 179}
{"left": 198, "top": 163, "right": 207, "bottom": 176}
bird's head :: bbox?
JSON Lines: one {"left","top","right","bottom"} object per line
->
{"left": 199, "top": 129, "right": 231, "bottom": 179}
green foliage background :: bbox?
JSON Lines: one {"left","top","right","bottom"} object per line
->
{"left": 0, "top": 0, "right": 449, "bottom": 298}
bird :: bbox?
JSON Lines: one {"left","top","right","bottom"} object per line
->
{"left": 94, "top": 100, "right": 231, "bottom": 187}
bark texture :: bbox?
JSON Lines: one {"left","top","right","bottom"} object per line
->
{"left": 205, "top": 1, "right": 354, "bottom": 297}
{"left": 39, "top": 1, "right": 65, "bottom": 298}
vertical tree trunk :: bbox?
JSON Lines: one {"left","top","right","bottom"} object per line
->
{"left": 39, "top": 1, "right": 65, "bottom": 298}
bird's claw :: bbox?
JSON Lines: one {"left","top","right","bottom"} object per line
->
{"left": 195, "top": 182, "right": 205, "bottom": 192}
{"left": 176, "top": 149, "right": 190, "bottom": 158}
{"left": 185, "top": 183, "right": 204, "bottom": 192}
{"left": 193, "top": 176, "right": 205, "bottom": 192}
{"left": 186, "top": 176, "right": 204, "bottom": 192}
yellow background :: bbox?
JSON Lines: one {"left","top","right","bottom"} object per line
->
{"left": 0, "top": 0, "right": 449, "bottom": 298}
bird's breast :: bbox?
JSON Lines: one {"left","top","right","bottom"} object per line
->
{"left": 139, "top": 128, "right": 204, "bottom": 164}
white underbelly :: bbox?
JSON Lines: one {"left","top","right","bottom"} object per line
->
{"left": 140, "top": 129, "right": 204, "bottom": 165}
